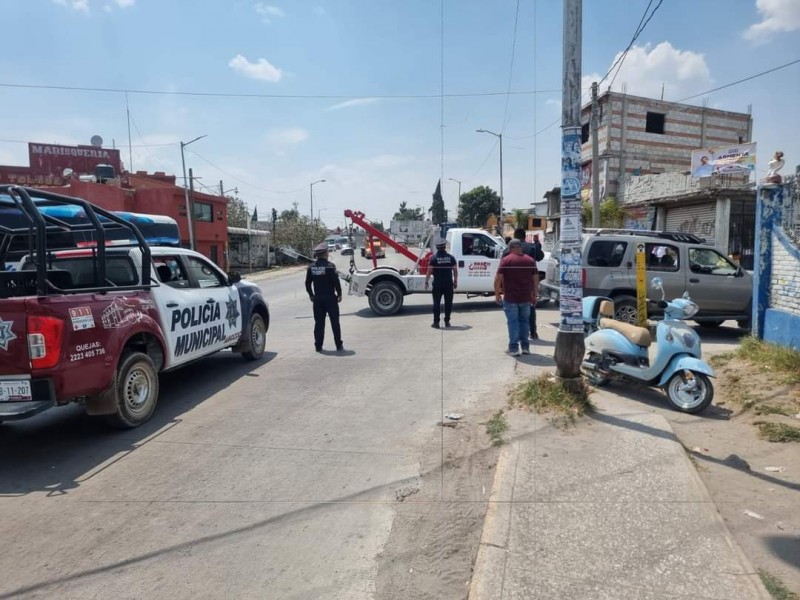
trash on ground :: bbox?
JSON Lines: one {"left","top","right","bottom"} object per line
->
{"left": 765, "top": 466, "right": 786, "bottom": 473}
{"left": 743, "top": 510, "right": 765, "bottom": 520}
{"left": 691, "top": 446, "right": 709, "bottom": 453}
{"left": 445, "top": 413, "right": 463, "bottom": 421}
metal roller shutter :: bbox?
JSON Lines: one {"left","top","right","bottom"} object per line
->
{"left": 665, "top": 203, "right": 716, "bottom": 246}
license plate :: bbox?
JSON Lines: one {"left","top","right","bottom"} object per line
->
{"left": 0, "top": 379, "right": 32, "bottom": 402}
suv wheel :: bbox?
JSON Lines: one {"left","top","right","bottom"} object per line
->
{"left": 613, "top": 295, "right": 638, "bottom": 325}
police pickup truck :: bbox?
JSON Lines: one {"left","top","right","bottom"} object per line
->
{"left": 0, "top": 186, "right": 269, "bottom": 428}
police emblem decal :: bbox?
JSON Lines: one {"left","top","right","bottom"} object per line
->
{"left": 226, "top": 299, "right": 241, "bottom": 328}
{"left": 0, "top": 318, "right": 17, "bottom": 351}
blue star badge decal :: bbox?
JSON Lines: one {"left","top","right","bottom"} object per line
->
{"left": 226, "top": 299, "right": 241, "bottom": 328}
{"left": 0, "top": 318, "right": 17, "bottom": 351}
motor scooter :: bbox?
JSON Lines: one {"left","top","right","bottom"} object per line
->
{"left": 580, "top": 278, "right": 715, "bottom": 413}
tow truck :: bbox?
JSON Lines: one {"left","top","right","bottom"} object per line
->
{"left": 343, "top": 209, "right": 546, "bottom": 316}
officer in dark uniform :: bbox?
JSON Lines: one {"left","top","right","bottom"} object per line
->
{"left": 424, "top": 239, "right": 458, "bottom": 328}
{"left": 305, "top": 243, "right": 344, "bottom": 352}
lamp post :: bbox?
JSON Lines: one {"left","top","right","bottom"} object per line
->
{"left": 448, "top": 177, "right": 462, "bottom": 221}
{"left": 476, "top": 129, "right": 503, "bottom": 234}
{"left": 180, "top": 134, "right": 207, "bottom": 250}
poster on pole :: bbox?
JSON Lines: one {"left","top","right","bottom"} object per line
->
{"left": 636, "top": 242, "right": 647, "bottom": 328}
{"left": 559, "top": 129, "right": 584, "bottom": 332}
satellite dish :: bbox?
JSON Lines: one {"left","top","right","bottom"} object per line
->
{"left": 90, "top": 135, "right": 103, "bottom": 148}
{"left": 62, "top": 168, "right": 74, "bottom": 178}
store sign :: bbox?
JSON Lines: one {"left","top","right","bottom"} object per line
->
{"left": 27, "top": 142, "right": 123, "bottom": 175}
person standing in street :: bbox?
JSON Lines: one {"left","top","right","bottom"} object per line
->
{"left": 495, "top": 239, "right": 537, "bottom": 356}
{"left": 503, "top": 228, "right": 542, "bottom": 340}
{"left": 305, "top": 243, "right": 344, "bottom": 352}
{"left": 425, "top": 239, "right": 458, "bottom": 328}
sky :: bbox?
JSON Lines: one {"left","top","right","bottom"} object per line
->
{"left": 1, "top": 0, "right": 799, "bottom": 229}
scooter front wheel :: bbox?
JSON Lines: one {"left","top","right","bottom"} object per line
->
{"left": 665, "top": 371, "right": 714, "bottom": 413}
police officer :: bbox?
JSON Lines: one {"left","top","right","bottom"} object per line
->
{"left": 424, "top": 239, "right": 458, "bottom": 328}
{"left": 305, "top": 242, "right": 344, "bottom": 352}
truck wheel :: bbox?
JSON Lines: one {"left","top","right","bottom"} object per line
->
{"left": 105, "top": 352, "right": 159, "bottom": 429}
{"left": 612, "top": 295, "right": 638, "bottom": 325}
{"left": 242, "top": 313, "right": 267, "bottom": 360}
{"left": 368, "top": 281, "right": 404, "bottom": 316}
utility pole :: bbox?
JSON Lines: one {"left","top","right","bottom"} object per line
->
{"left": 476, "top": 130, "right": 504, "bottom": 234}
{"left": 188, "top": 168, "right": 197, "bottom": 251}
{"left": 591, "top": 81, "right": 600, "bottom": 227}
{"left": 179, "top": 134, "right": 206, "bottom": 251}
{"left": 219, "top": 180, "right": 224, "bottom": 197}
{"left": 554, "top": 0, "right": 585, "bottom": 383}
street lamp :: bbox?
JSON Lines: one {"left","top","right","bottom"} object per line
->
{"left": 180, "top": 134, "right": 207, "bottom": 250}
{"left": 476, "top": 129, "right": 503, "bottom": 234}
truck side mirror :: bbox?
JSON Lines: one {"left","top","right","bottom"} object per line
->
{"left": 228, "top": 271, "right": 242, "bottom": 284}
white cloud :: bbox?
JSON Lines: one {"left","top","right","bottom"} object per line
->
{"left": 228, "top": 54, "right": 283, "bottom": 83}
{"left": 266, "top": 128, "right": 309, "bottom": 146}
{"left": 325, "top": 97, "right": 379, "bottom": 112}
{"left": 584, "top": 42, "right": 711, "bottom": 101}
{"left": 115, "top": 0, "right": 135, "bottom": 7}
{"left": 745, "top": 0, "right": 800, "bottom": 42}
{"left": 52, "top": 0, "right": 89, "bottom": 11}
{"left": 254, "top": 2, "right": 284, "bottom": 23}
{"left": 353, "top": 154, "right": 414, "bottom": 169}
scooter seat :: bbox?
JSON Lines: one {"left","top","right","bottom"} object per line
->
{"left": 599, "top": 318, "right": 652, "bottom": 347}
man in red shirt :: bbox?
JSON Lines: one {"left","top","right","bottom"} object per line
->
{"left": 494, "top": 239, "right": 538, "bottom": 356}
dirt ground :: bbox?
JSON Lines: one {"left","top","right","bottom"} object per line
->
{"left": 375, "top": 408, "right": 501, "bottom": 600}
{"left": 668, "top": 356, "right": 800, "bottom": 595}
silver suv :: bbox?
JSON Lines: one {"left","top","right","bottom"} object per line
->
{"left": 540, "top": 230, "right": 753, "bottom": 328}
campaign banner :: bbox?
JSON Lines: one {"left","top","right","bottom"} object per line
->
{"left": 691, "top": 143, "right": 756, "bottom": 178}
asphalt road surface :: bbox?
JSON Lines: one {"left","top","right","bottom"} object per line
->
{"left": 0, "top": 247, "right": 747, "bottom": 599}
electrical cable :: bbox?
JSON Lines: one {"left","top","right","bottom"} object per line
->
{"left": 501, "top": 0, "right": 522, "bottom": 133}
{"left": 607, "top": 0, "right": 665, "bottom": 90}
{"left": 187, "top": 150, "right": 308, "bottom": 195}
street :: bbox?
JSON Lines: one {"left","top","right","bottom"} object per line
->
{"left": 0, "top": 249, "right": 751, "bottom": 599}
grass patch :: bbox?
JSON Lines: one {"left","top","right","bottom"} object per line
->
{"left": 758, "top": 569, "right": 799, "bottom": 600}
{"left": 709, "top": 351, "right": 735, "bottom": 367}
{"left": 736, "top": 337, "right": 800, "bottom": 384}
{"left": 486, "top": 410, "right": 508, "bottom": 447}
{"left": 509, "top": 374, "right": 593, "bottom": 424}
{"left": 754, "top": 404, "right": 795, "bottom": 417}
{"left": 754, "top": 422, "right": 800, "bottom": 443}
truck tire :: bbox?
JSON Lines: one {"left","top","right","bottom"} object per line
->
{"left": 105, "top": 352, "right": 159, "bottom": 429}
{"left": 368, "top": 281, "right": 404, "bottom": 316}
{"left": 612, "top": 295, "right": 638, "bottom": 325}
{"left": 242, "top": 313, "right": 267, "bottom": 360}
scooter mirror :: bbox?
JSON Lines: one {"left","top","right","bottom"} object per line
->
{"left": 650, "top": 277, "right": 663, "bottom": 290}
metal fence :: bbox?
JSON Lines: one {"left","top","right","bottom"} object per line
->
{"left": 781, "top": 176, "right": 799, "bottom": 245}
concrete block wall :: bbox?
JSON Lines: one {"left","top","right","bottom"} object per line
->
{"left": 770, "top": 230, "right": 800, "bottom": 314}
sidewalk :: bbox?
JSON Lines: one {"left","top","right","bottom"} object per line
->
{"left": 469, "top": 388, "right": 770, "bottom": 600}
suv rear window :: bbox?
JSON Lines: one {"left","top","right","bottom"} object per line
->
{"left": 586, "top": 240, "right": 627, "bottom": 267}
{"left": 23, "top": 255, "right": 138, "bottom": 287}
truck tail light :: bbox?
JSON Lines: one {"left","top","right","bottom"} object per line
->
{"left": 27, "top": 316, "right": 64, "bottom": 369}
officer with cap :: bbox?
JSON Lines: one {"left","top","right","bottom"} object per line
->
{"left": 305, "top": 242, "right": 344, "bottom": 352}
{"left": 424, "top": 238, "right": 458, "bottom": 328}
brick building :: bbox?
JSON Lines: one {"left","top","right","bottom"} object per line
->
{"left": 0, "top": 142, "right": 228, "bottom": 266}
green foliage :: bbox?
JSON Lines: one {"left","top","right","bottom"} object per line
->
{"left": 486, "top": 410, "right": 508, "bottom": 446}
{"left": 754, "top": 422, "right": 800, "bottom": 443}
{"left": 758, "top": 570, "right": 799, "bottom": 600}
{"left": 430, "top": 180, "right": 447, "bottom": 224}
{"left": 457, "top": 186, "right": 500, "bottom": 227}
{"left": 582, "top": 196, "right": 625, "bottom": 228}
{"left": 227, "top": 195, "right": 250, "bottom": 228}
{"left": 510, "top": 374, "right": 593, "bottom": 425}
{"left": 272, "top": 201, "right": 326, "bottom": 256}
{"left": 735, "top": 337, "right": 800, "bottom": 384}
{"left": 513, "top": 208, "right": 528, "bottom": 229}
{"left": 393, "top": 201, "right": 424, "bottom": 221}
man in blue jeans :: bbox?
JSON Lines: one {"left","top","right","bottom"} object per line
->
{"left": 494, "top": 239, "right": 538, "bottom": 356}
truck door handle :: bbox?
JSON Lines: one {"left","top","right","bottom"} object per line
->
{"left": 690, "top": 278, "right": 699, "bottom": 283}
{"left": 166, "top": 302, "right": 178, "bottom": 308}
{"left": 206, "top": 298, "right": 216, "bottom": 304}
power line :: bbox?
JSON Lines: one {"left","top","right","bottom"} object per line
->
{"left": 187, "top": 150, "right": 308, "bottom": 195}
{"left": 0, "top": 137, "right": 178, "bottom": 148}
{"left": 501, "top": 0, "right": 522, "bottom": 133}
{"left": 677, "top": 57, "right": 800, "bottom": 102}
{"left": 0, "top": 81, "right": 560, "bottom": 100}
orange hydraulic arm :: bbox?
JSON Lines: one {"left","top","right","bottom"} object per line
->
{"left": 344, "top": 209, "right": 432, "bottom": 270}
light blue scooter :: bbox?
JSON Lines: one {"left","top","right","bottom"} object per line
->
{"left": 580, "top": 278, "right": 715, "bottom": 413}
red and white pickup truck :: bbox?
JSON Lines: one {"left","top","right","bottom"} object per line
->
{"left": 0, "top": 186, "right": 269, "bottom": 428}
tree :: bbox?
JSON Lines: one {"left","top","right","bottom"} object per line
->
{"left": 393, "top": 201, "right": 423, "bottom": 221}
{"left": 227, "top": 195, "right": 249, "bottom": 228}
{"left": 513, "top": 208, "right": 528, "bottom": 230}
{"left": 582, "top": 197, "right": 624, "bottom": 228}
{"left": 430, "top": 179, "right": 447, "bottom": 224}
{"left": 457, "top": 186, "right": 500, "bottom": 227}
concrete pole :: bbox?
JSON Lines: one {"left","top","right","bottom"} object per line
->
{"left": 180, "top": 142, "right": 195, "bottom": 251}
{"left": 188, "top": 168, "right": 197, "bottom": 251}
{"left": 591, "top": 81, "right": 601, "bottom": 228}
{"left": 554, "top": 0, "right": 585, "bottom": 381}
{"left": 499, "top": 133, "right": 504, "bottom": 236}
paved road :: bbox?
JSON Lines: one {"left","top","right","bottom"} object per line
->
{"left": 0, "top": 248, "right": 747, "bottom": 599}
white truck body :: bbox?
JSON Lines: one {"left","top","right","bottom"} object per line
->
{"left": 349, "top": 228, "right": 541, "bottom": 315}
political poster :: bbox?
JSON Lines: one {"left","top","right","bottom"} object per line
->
{"left": 691, "top": 143, "right": 756, "bottom": 178}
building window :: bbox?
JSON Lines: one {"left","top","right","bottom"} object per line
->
{"left": 645, "top": 112, "right": 665, "bottom": 134}
{"left": 194, "top": 201, "right": 213, "bottom": 222}
{"left": 581, "top": 122, "right": 590, "bottom": 144}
